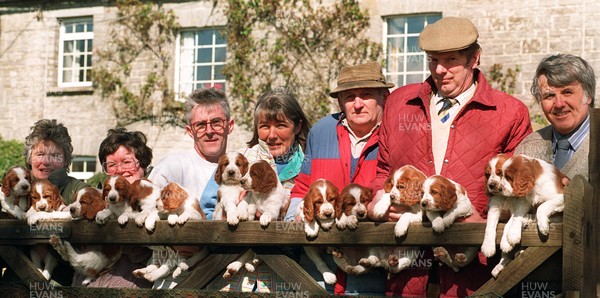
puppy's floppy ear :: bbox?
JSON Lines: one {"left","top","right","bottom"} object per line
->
{"left": 303, "top": 190, "right": 315, "bottom": 223}
{"left": 513, "top": 164, "right": 535, "bottom": 197}
{"left": 383, "top": 175, "right": 394, "bottom": 193}
{"left": 1, "top": 176, "right": 9, "bottom": 196}
{"left": 335, "top": 192, "right": 345, "bottom": 219}
{"left": 400, "top": 177, "right": 424, "bottom": 207}
{"left": 214, "top": 159, "right": 224, "bottom": 185}
{"left": 252, "top": 161, "right": 278, "bottom": 193}
{"left": 438, "top": 182, "right": 458, "bottom": 211}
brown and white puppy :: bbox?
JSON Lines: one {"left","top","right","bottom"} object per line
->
{"left": 420, "top": 175, "right": 472, "bottom": 233}
{"left": 25, "top": 179, "right": 70, "bottom": 280}
{"left": 157, "top": 182, "right": 205, "bottom": 225}
{"left": 135, "top": 185, "right": 208, "bottom": 282}
{"left": 335, "top": 183, "right": 373, "bottom": 230}
{"left": 372, "top": 165, "right": 426, "bottom": 237}
{"left": 301, "top": 179, "right": 339, "bottom": 237}
{"left": 238, "top": 160, "right": 289, "bottom": 227}
{"left": 213, "top": 152, "right": 249, "bottom": 226}
{"left": 26, "top": 179, "right": 71, "bottom": 225}
{"left": 68, "top": 187, "right": 106, "bottom": 220}
{"left": 420, "top": 175, "right": 476, "bottom": 272}
{"left": 1, "top": 166, "right": 31, "bottom": 220}
{"left": 95, "top": 175, "right": 137, "bottom": 225}
{"left": 498, "top": 154, "right": 568, "bottom": 249}
{"left": 130, "top": 178, "right": 161, "bottom": 232}
{"left": 51, "top": 187, "right": 122, "bottom": 286}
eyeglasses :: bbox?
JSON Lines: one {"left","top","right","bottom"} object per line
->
{"left": 190, "top": 118, "right": 226, "bottom": 133}
{"left": 102, "top": 158, "right": 139, "bottom": 174}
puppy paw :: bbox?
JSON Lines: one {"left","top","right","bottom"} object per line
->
{"left": 322, "top": 272, "right": 337, "bottom": 285}
{"left": 431, "top": 217, "right": 445, "bottom": 233}
{"left": 481, "top": 238, "right": 497, "bottom": 258}
{"left": 226, "top": 214, "right": 239, "bottom": 226}
{"left": 536, "top": 218, "right": 550, "bottom": 236}
{"left": 117, "top": 214, "right": 129, "bottom": 225}
{"left": 259, "top": 213, "right": 272, "bottom": 227}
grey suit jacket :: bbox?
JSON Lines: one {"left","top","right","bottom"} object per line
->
{"left": 515, "top": 125, "right": 589, "bottom": 181}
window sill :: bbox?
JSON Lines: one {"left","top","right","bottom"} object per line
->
{"left": 46, "top": 86, "right": 94, "bottom": 96}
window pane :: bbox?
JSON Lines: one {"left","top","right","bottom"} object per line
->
{"left": 86, "top": 55, "right": 92, "bottom": 67}
{"left": 76, "top": 23, "right": 85, "bottom": 33}
{"left": 65, "top": 24, "right": 73, "bottom": 34}
{"left": 427, "top": 15, "right": 442, "bottom": 25}
{"left": 214, "top": 65, "right": 225, "bottom": 80}
{"left": 76, "top": 55, "right": 83, "bottom": 66}
{"left": 196, "top": 66, "right": 211, "bottom": 80}
{"left": 214, "top": 47, "right": 226, "bottom": 62}
{"left": 196, "top": 48, "right": 213, "bottom": 63}
{"left": 406, "top": 74, "right": 423, "bottom": 84}
{"left": 64, "top": 56, "right": 73, "bottom": 67}
{"left": 79, "top": 69, "right": 85, "bottom": 81}
{"left": 407, "top": 16, "right": 426, "bottom": 33}
{"left": 215, "top": 31, "right": 226, "bottom": 44}
{"left": 86, "top": 69, "right": 91, "bottom": 81}
{"left": 198, "top": 30, "right": 213, "bottom": 45}
{"left": 76, "top": 40, "right": 85, "bottom": 52}
{"left": 72, "top": 161, "right": 84, "bottom": 172}
{"left": 88, "top": 160, "right": 96, "bottom": 170}
{"left": 64, "top": 41, "right": 74, "bottom": 53}
{"left": 87, "top": 22, "right": 93, "bottom": 32}
{"left": 388, "top": 56, "right": 404, "bottom": 73}
{"left": 87, "top": 39, "right": 93, "bottom": 52}
{"left": 63, "top": 70, "right": 72, "bottom": 82}
{"left": 407, "top": 36, "right": 420, "bottom": 53}
{"left": 407, "top": 55, "right": 424, "bottom": 72}
{"left": 387, "top": 37, "right": 404, "bottom": 54}
{"left": 387, "top": 17, "right": 405, "bottom": 35}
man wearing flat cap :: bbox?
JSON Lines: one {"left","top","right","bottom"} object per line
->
{"left": 284, "top": 61, "right": 394, "bottom": 295}
{"left": 367, "top": 17, "right": 532, "bottom": 297}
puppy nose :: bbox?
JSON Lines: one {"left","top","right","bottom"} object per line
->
{"left": 227, "top": 169, "right": 235, "bottom": 176}
{"left": 21, "top": 184, "right": 30, "bottom": 191}
{"left": 489, "top": 182, "right": 497, "bottom": 190}
{"left": 323, "top": 210, "right": 333, "bottom": 217}
{"left": 240, "top": 179, "right": 247, "bottom": 186}
{"left": 420, "top": 201, "right": 428, "bottom": 208}
{"left": 70, "top": 206, "right": 77, "bottom": 214}
{"left": 357, "top": 211, "right": 366, "bottom": 218}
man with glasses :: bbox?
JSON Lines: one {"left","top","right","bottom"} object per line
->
{"left": 149, "top": 88, "right": 234, "bottom": 220}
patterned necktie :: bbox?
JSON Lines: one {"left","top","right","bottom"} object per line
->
{"left": 438, "top": 98, "right": 458, "bottom": 123}
{"left": 554, "top": 138, "right": 571, "bottom": 169}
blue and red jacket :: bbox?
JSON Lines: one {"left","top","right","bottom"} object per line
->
{"left": 290, "top": 113, "right": 379, "bottom": 199}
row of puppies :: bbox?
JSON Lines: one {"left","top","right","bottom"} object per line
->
{"left": 482, "top": 153, "right": 568, "bottom": 277}
{"left": 0, "top": 166, "right": 207, "bottom": 285}
{"left": 300, "top": 168, "right": 476, "bottom": 284}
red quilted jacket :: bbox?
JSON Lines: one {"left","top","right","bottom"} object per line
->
{"left": 370, "top": 70, "right": 532, "bottom": 215}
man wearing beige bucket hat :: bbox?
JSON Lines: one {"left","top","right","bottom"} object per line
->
{"left": 367, "top": 17, "right": 532, "bottom": 297}
{"left": 284, "top": 61, "right": 393, "bottom": 294}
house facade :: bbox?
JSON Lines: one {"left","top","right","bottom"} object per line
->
{"left": 1, "top": 0, "right": 599, "bottom": 180}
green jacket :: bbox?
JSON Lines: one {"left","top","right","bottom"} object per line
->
{"left": 48, "top": 168, "right": 90, "bottom": 204}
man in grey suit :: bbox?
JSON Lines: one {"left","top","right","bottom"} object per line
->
{"left": 516, "top": 53, "right": 593, "bottom": 180}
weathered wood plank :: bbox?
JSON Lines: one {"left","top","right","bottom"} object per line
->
{"left": 0, "top": 245, "right": 47, "bottom": 284}
{"left": 175, "top": 251, "right": 242, "bottom": 289}
{"left": 474, "top": 246, "right": 560, "bottom": 296}
{"left": 562, "top": 175, "right": 592, "bottom": 293}
{"left": 0, "top": 220, "right": 563, "bottom": 247}
{"left": 586, "top": 108, "right": 599, "bottom": 297}
{"left": 260, "top": 253, "right": 328, "bottom": 294}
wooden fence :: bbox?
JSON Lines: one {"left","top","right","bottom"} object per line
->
{"left": 0, "top": 109, "right": 598, "bottom": 297}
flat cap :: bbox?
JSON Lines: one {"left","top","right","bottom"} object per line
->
{"left": 419, "top": 17, "right": 479, "bottom": 52}
{"left": 329, "top": 61, "right": 394, "bottom": 98}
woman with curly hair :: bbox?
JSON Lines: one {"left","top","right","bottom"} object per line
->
{"left": 24, "top": 119, "right": 89, "bottom": 204}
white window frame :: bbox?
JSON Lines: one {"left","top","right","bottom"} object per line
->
{"left": 383, "top": 14, "right": 441, "bottom": 88}
{"left": 58, "top": 17, "right": 94, "bottom": 88}
{"left": 174, "top": 27, "right": 227, "bottom": 100}
{"left": 69, "top": 156, "right": 97, "bottom": 181}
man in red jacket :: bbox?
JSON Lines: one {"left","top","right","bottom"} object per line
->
{"left": 367, "top": 17, "right": 532, "bottom": 297}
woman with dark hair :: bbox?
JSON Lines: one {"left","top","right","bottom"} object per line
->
{"left": 243, "top": 87, "right": 311, "bottom": 194}
{"left": 99, "top": 127, "right": 153, "bottom": 183}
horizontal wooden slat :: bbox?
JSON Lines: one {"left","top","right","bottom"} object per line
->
{"left": 0, "top": 219, "right": 562, "bottom": 247}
